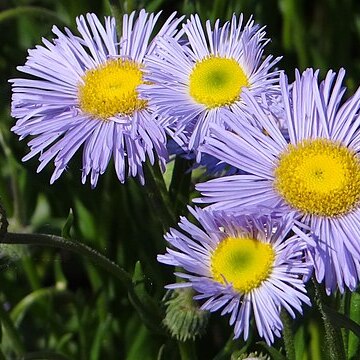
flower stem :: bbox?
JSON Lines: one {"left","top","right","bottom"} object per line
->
{"left": 178, "top": 341, "right": 197, "bottom": 360}
{"left": 1, "top": 232, "right": 132, "bottom": 287}
{"left": 143, "top": 161, "right": 177, "bottom": 230}
{"left": 169, "top": 156, "right": 193, "bottom": 217}
{"left": 0, "top": 6, "right": 67, "bottom": 24}
{"left": 280, "top": 309, "right": 296, "bottom": 360}
{"left": 312, "top": 279, "right": 346, "bottom": 360}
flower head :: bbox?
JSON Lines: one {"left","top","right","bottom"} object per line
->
{"left": 158, "top": 207, "right": 311, "bottom": 344}
{"left": 140, "top": 14, "right": 281, "bottom": 158}
{"left": 196, "top": 68, "right": 360, "bottom": 293}
{"left": 10, "top": 11, "right": 183, "bottom": 187}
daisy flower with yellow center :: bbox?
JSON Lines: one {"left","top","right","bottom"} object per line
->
{"left": 10, "top": 11, "right": 183, "bottom": 187}
{"left": 158, "top": 208, "right": 311, "bottom": 345}
{"left": 196, "top": 68, "right": 360, "bottom": 293}
{"left": 139, "top": 14, "right": 281, "bottom": 160}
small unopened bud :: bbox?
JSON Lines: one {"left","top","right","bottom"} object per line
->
{"left": 163, "top": 287, "right": 209, "bottom": 341}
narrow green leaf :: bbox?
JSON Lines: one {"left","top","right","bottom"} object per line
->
{"left": 0, "top": 300, "right": 25, "bottom": 356}
{"left": 74, "top": 198, "right": 97, "bottom": 240}
{"left": 293, "top": 324, "right": 306, "bottom": 360}
{"left": 90, "top": 315, "right": 112, "bottom": 360}
{"left": 126, "top": 323, "right": 154, "bottom": 360}
{"left": 0, "top": 347, "right": 6, "bottom": 360}
{"left": 11, "top": 287, "right": 72, "bottom": 326}
{"left": 61, "top": 209, "right": 74, "bottom": 240}
{"left": 157, "top": 344, "right": 165, "bottom": 360}
{"left": 22, "top": 351, "right": 71, "bottom": 360}
{"left": 128, "top": 261, "right": 164, "bottom": 334}
{"left": 348, "top": 292, "right": 360, "bottom": 359}
{"left": 55, "top": 333, "right": 74, "bottom": 352}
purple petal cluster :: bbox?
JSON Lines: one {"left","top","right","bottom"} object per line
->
{"left": 140, "top": 14, "right": 281, "bottom": 158}
{"left": 158, "top": 207, "right": 312, "bottom": 344}
{"left": 11, "top": 11, "right": 183, "bottom": 187}
{"left": 196, "top": 68, "right": 360, "bottom": 294}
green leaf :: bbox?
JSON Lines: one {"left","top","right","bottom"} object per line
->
{"left": 126, "top": 323, "right": 156, "bottom": 360}
{"left": 293, "top": 324, "right": 306, "bottom": 360}
{"left": 128, "top": 261, "right": 164, "bottom": 334}
{"left": 0, "top": 299, "right": 25, "bottom": 356}
{"left": 90, "top": 315, "right": 112, "bottom": 360}
{"left": 11, "top": 287, "right": 72, "bottom": 326}
{"left": 21, "top": 351, "right": 71, "bottom": 360}
{"left": 61, "top": 209, "right": 74, "bottom": 240}
{"left": 348, "top": 292, "right": 360, "bottom": 359}
{"left": 74, "top": 198, "right": 97, "bottom": 240}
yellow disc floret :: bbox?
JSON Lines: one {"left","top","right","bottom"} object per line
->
{"left": 211, "top": 236, "right": 275, "bottom": 293}
{"left": 78, "top": 59, "right": 147, "bottom": 119}
{"left": 274, "top": 139, "right": 360, "bottom": 217}
{"left": 189, "top": 56, "right": 248, "bottom": 109}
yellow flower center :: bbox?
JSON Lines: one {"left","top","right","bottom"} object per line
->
{"left": 78, "top": 59, "right": 147, "bottom": 119}
{"left": 211, "top": 236, "right": 275, "bottom": 293}
{"left": 189, "top": 56, "right": 248, "bottom": 109}
{"left": 274, "top": 139, "right": 360, "bottom": 216}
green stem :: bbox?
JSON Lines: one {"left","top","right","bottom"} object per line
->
{"left": 0, "top": 6, "right": 67, "bottom": 24}
{"left": 143, "top": 161, "right": 177, "bottom": 230}
{"left": 280, "top": 309, "right": 296, "bottom": 360}
{"left": 1, "top": 233, "right": 132, "bottom": 287}
{"left": 0, "top": 300, "right": 25, "bottom": 356}
{"left": 178, "top": 341, "right": 197, "bottom": 360}
{"left": 312, "top": 280, "right": 346, "bottom": 360}
{"left": 169, "top": 156, "right": 193, "bottom": 218}
{"left": 341, "top": 290, "right": 351, "bottom": 356}
{"left": 108, "top": 0, "right": 124, "bottom": 34}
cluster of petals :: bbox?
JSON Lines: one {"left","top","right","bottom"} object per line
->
{"left": 196, "top": 68, "right": 360, "bottom": 294}
{"left": 140, "top": 13, "right": 281, "bottom": 159}
{"left": 159, "top": 207, "right": 312, "bottom": 344}
{"left": 11, "top": 9, "right": 360, "bottom": 345}
{"left": 11, "top": 11, "right": 183, "bottom": 187}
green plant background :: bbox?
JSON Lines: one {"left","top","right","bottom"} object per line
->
{"left": 0, "top": 0, "right": 360, "bottom": 359}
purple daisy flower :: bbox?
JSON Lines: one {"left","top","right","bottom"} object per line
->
{"left": 196, "top": 68, "right": 360, "bottom": 293}
{"left": 139, "top": 14, "right": 281, "bottom": 159}
{"left": 10, "top": 11, "right": 183, "bottom": 187}
{"left": 158, "top": 207, "right": 311, "bottom": 345}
